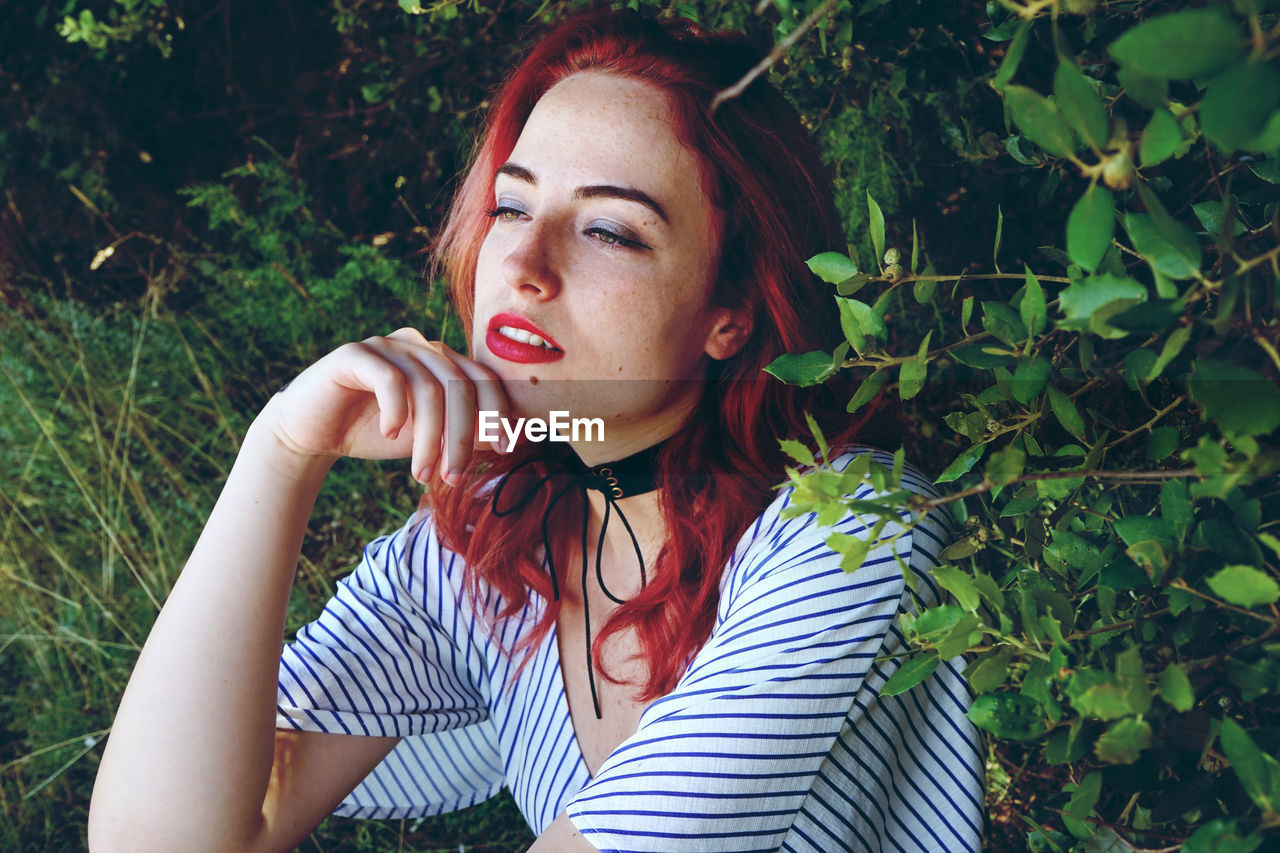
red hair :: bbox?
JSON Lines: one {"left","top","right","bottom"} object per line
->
{"left": 424, "top": 7, "right": 877, "bottom": 701}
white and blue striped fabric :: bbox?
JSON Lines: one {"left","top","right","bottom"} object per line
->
{"left": 276, "top": 447, "right": 985, "bottom": 852}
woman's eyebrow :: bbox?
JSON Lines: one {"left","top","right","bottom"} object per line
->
{"left": 494, "top": 162, "right": 669, "bottom": 224}
{"left": 576, "top": 185, "right": 668, "bottom": 224}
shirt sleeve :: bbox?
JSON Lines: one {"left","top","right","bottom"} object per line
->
{"left": 565, "top": 453, "right": 984, "bottom": 852}
{"left": 275, "top": 513, "right": 505, "bottom": 819}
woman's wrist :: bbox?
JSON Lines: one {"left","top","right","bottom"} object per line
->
{"left": 244, "top": 395, "right": 341, "bottom": 484}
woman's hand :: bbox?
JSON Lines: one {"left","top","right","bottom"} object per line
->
{"left": 258, "top": 328, "right": 509, "bottom": 484}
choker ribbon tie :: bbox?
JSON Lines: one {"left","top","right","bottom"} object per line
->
{"left": 490, "top": 441, "right": 665, "bottom": 719}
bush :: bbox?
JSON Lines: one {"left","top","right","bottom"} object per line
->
{"left": 769, "top": 2, "right": 1280, "bottom": 850}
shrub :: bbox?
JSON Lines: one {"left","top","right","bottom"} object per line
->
{"left": 769, "top": 2, "right": 1280, "bottom": 849}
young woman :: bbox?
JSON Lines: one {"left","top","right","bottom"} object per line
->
{"left": 89, "top": 8, "right": 983, "bottom": 852}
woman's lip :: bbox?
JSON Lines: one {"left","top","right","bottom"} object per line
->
{"left": 487, "top": 312, "right": 563, "bottom": 351}
{"left": 485, "top": 328, "right": 566, "bottom": 364}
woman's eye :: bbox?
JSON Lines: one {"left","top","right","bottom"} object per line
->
{"left": 585, "top": 224, "right": 650, "bottom": 251}
{"left": 485, "top": 204, "right": 526, "bottom": 222}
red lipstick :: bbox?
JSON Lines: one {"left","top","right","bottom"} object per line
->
{"left": 486, "top": 312, "right": 565, "bottom": 364}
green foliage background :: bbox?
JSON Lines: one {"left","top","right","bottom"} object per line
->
{"left": 1, "top": 1, "right": 1278, "bottom": 851}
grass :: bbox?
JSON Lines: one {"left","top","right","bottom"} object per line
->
{"left": 0, "top": 286, "right": 534, "bottom": 850}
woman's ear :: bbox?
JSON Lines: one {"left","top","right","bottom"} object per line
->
{"left": 703, "top": 307, "right": 754, "bottom": 361}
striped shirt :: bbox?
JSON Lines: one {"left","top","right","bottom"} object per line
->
{"left": 276, "top": 447, "right": 985, "bottom": 851}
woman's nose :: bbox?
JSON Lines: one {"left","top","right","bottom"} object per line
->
{"left": 501, "top": 220, "right": 562, "bottom": 300}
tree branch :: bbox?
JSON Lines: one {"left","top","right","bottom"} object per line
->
{"left": 711, "top": 0, "right": 838, "bottom": 112}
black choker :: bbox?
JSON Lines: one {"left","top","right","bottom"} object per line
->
{"left": 490, "top": 439, "right": 669, "bottom": 719}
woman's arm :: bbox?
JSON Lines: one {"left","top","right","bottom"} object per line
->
{"left": 530, "top": 813, "right": 600, "bottom": 852}
{"left": 88, "top": 331, "right": 507, "bottom": 853}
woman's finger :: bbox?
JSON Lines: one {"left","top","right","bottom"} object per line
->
{"left": 330, "top": 340, "right": 412, "bottom": 442}
{"left": 434, "top": 343, "right": 511, "bottom": 453}
{"left": 369, "top": 339, "right": 447, "bottom": 483}
{"left": 379, "top": 335, "right": 480, "bottom": 483}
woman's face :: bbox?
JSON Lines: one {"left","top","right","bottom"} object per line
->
{"left": 471, "top": 71, "right": 748, "bottom": 461}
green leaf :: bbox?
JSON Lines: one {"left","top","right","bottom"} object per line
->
{"left": 882, "top": 654, "right": 939, "bottom": 697}
{"left": 1066, "top": 185, "right": 1116, "bottom": 272}
{"left": 1004, "top": 85, "right": 1078, "bottom": 158}
{"left": 1206, "top": 565, "right": 1280, "bottom": 608}
{"left": 1003, "top": 87, "right": 1075, "bottom": 158}
{"left": 1094, "top": 716, "right": 1152, "bottom": 764}
{"left": 937, "top": 444, "right": 987, "bottom": 484}
{"left": 967, "top": 693, "right": 1047, "bottom": 740}
{"left": 1012, "top": 356, "right": 1051, "bottom": 405}
{"left": 808, "top": 252, "right": 860, "bottom": 284}
{"left": 1116, "top": 644, "right": 1153, "bottom": 716}
{"left": 1067, "top": 771, "right": 1102, "bottom": 821}
{"left": 1219, "top": 719, "right": 1277, "bottom": 812}
{"left": 986, "top": 445, "right": 1025, "bottom": 487}
{"left": 1125, "top": 213, "right": 1198, "bottom": 280}
{"left": 779, "top": 439, "right": 815, "bottom": 467}
{"left": 1020, "top": 267, "right": 1047, "bottom": 337}
{"left": 847, "top": 370, "right": 887, "bottom": 414}
{"left": 1057, "top": 273, "right": 1147, "bottom": 331}
{"left": 1183, "top": 820, "right": 1267, "bottom": 853}
{"left": 867, "top": 192, "right": 885, "bottom": 270}
{"left": 898, "top": 358, "right": 926, "bottom": 400}
{"left": 950, "top": 344, "right": 1011, "bottom": 369}
{"left": 1140, "top": 108, "right": 1184, "bottom": 168}
{"left": 933, "top": 565, "right": 981, "bottom": 613}
{"left": 993, "top": 20, "right": 1032, "bottom": 90}
{"left": 1046, "top": 385, "right": 1086, "bottom": 440}
{"left": 836, "top": 297, "right": 866, "bottom": 352}
{"left": 804, "top": 410, "right": 830, "bottom": 464}
{"left": 961, "top": 295, "right": 974, "bottom": 329}
{"left": 982, "top": 301, "right": 1029, "bottom": 346}
{"left": 836, "top": 273, "right": 874, "bottom": 297}
{"left": 1147, "top": 324, "right": 1191, "bottom": 381}
{"left": 964, "top": 646, "right": 1016, "bottom": 694}
{"left": 1046, "top": 723, "right": 1088, "bottom": 765}
{"left": 993, "top": 206, "right": 1003, "bottom": 272}
{"left": 1188, "top": 359, "right": 1280, "bottom": 438}
{"left": 765, "top": 351, "right": 836, "bottom": 387}
{"left": 1160, "top": 479, "right": 1194, "bottom": 542}
{"left": 1157, "top": 663, "right": 1195, "bottom": 712}
{"left": 1251, "top": 158, "right": 1280, "bottom": 183}
{"left": 830, "top": 531, "right": 872, "bottom": 572}
{"left": 911, "top": 605, "right": 965, "bottom": 638}
{"left": 398, "top": 0, "right": 423, "bottom": 12}
{"left": 1146, "top": 426, "right": 1179, "bottom": 460}
{"left": 1109, "top": 300, "right": 1180, "bottom": 335}
{"left": 1072, "top": 681, "right": 1134, "bottom": 720}
{"left": 1201, "top": 61, "right": 1280, "bottom": 153}
{"left": 835, "top": 297, "right": 887, "bottom": 349}
{"left": 1117, "top": 66, "right": 1167, "bottom": 110}
{"left": 1192, "top": 201, "right": 1248, "bottom": 237}
{"left": 1114, "top": 516, "right": 1175, "bottom": 551}
{"left": 1138, "top": 184, "right": 1204, "bottom": 275}
{"left": 1245, "top": 110, "right": 1280, "bottom": 152}
{"left": 1107, "top": 8, "right": 1244, "bottom": 80}
{"left": 1193, "top": 519, "right": 1262, "bottom": 565}
{"left": 1054, "top": 59, "right": 1109, "bottom": 149}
